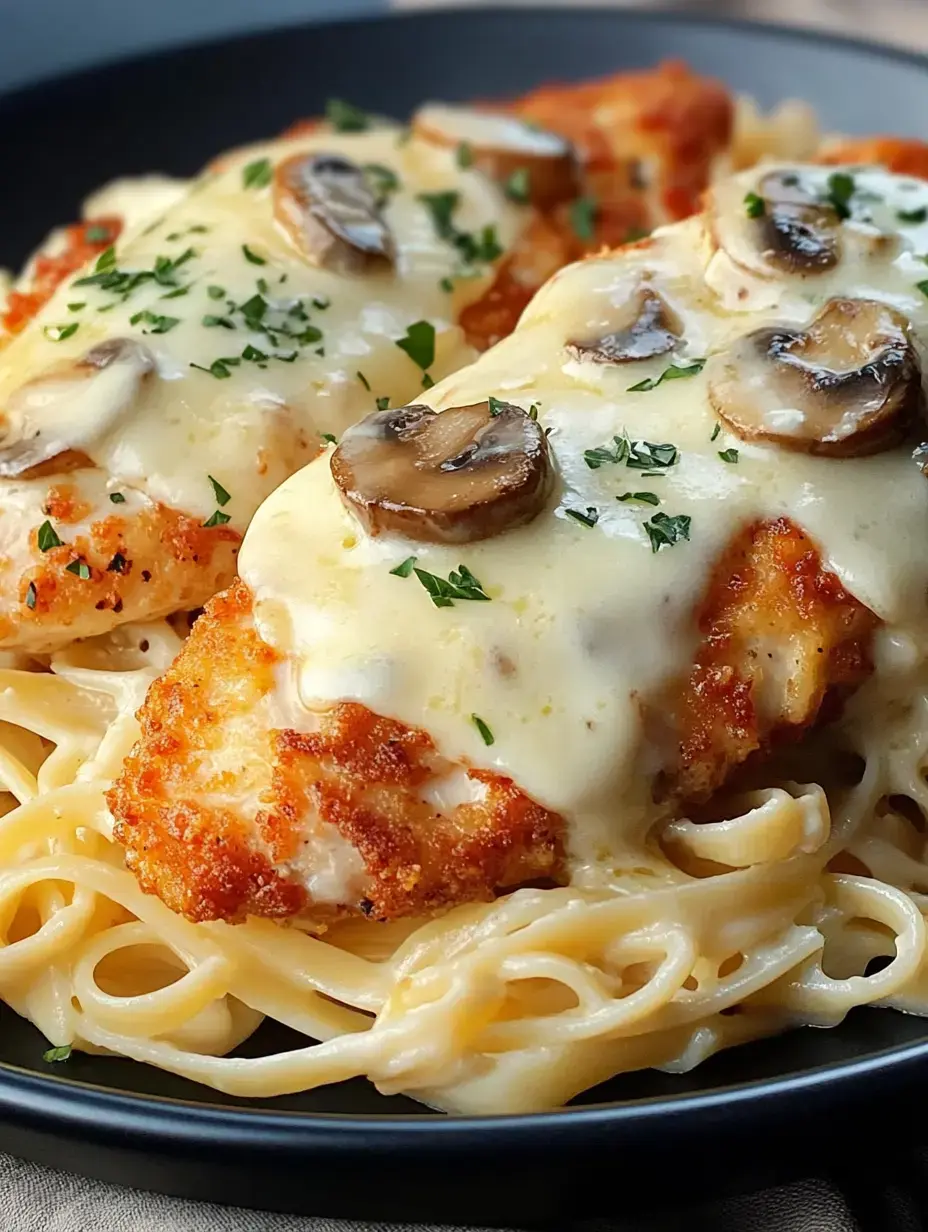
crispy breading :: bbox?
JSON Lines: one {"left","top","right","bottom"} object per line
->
{"left": 108, "top": 580, "right": 566, "bottom": 924}
{"left": 660, "top": 518, "right": 878, "bottom": 804}
{"left": 819, "top": 137, "right": 928, "bottom": 179}
{"left": 3, "top": 495, "right": 240, "bottom": 654}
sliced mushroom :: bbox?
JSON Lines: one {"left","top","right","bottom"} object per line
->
{"left": 0, "top": 338, "right": 155, "bottom": 479}
{"left": 567, "top": 288, "right": 682, "bottom": 363}
{"left": 413, "top": 103, "right": 579, "bottom": 210}
{"left": 707, "top": 298, "right": 922, "bottom": 457}
{"left": 331, "top": 401, "right": 554, "bottom": 543}
{"left": 710, "top": 169, "right": 840, "bottom": 277}
{"left": 274, "top": 153, "right": 395, "bottom": 273}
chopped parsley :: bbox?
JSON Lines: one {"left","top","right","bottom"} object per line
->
{"left": 326, "top": 98, "right": 371, "bottom": 132}
{"left": 65, "top": 559, "right": 91, "bottom": 580}
{"left": 584, "top": 434, "right": 678, "bottom": 473}
{"left": 456, "top": 142, "right": 473, "bottom": 169}
{"left": 190, "top": 358, "right": 238, "bottom": 379}
{"left": 472, "top": 714, "right": 495, "bottom": 746}
{"left": 917, "top": 280, "right": 928, "bottom": 299}
{"left": 320, "top": 433, "right": 337, "bottom": 445}
{"left": 43, "top": 322, "right": 79, "bottom": 342}
{"left": 644, "top": 512, "right": 691, "bottom": 553}
{"left": 389, "top": 555, "right": 418, "bottom": 578}
{"left": 439, "top": 275, "right": 454, "bottom": 293}
{"left": 242, "top": 244, "right": 266, "bottom": 265}
{"left": 376, "top": 395, "right": 390, "bottom": 411}
{"left": 42, "top": 1045, "right": 71, "bottom": 1063}
{"left": 363, "top": 162, "right": 400, "bottom": 204}
{"left": 718, "top": 448, "right": 739, "bottom": 464}
{"left": 825, "top": 171, "right": 855, "bottom": 220}
{"left": 616, "top": 491, "right": 660, "bottom": 506}
{"left": 84, "top": 225, "right": 112, "bottom": 243}
{"left": 313, "top": 296, "right": 330, "bottom": 310}
{"left": 357, "top": 370, "right": 371, "bottom": 391}
{"left": 487, "top": 396, "right": 508, "bottom": 417}
{"left": 73, "top": 245, "right": 196, "bottom": 298}
{"left": 25, "top": 583, "right": 37, "bottom": 610}
{"left": 129, "top": 310, "right": 179, "bottom": 334}
{"left": 627, "top": 359, "right": 706, "bottom": 392}
{"left": 744, "top": 191, "right": 766, "bottom": 219}
{"left": 37, "top": 521, "right": 63, "bottom": 552}
{"left": 504, "top": 167, "right": 531, "bottom": 204}
{"left": 421, "top": 372, "right": 434, "bottom": 390}
{"left": 202, "top": 314, "right": 235, "bottom": 329}
{"left": 202, "top": 509, "right": 232, "bottom": 528}
{"left": 565, "top": 506, "right": 599, "bottom": 528}
{"left": 109, "top": 492, "right": 126, "bottom": 504}
{"left": 208, "top": 476, "right": 231, "bottom": 506}
{"left": 568, "top": 195, "right": 597, "bottom": 242}
{"left": 107, "top": 553, "right": 127, "bottom": 574}
{"left": 95, "top": 245, "right": 117, "bottom": 272}
{"left": 396, "top": 320, "right": 435, "bottom": 372}
{"left": 160, "top": 286, "right": 189, "bottom": 300}
{"left": 67, "top": 302, "right": 85, "bottom": 312}
{"left": 243, "top": 157, "right": 273, "bottom": 189}
{"left": 414, "top": 564, "right": 490, "bottom": 608}
{"left": 417, "top": 191, "right": 503, "bottom": 267}
{"left": 528, "top": 404, "right": 539, "bottom": 421}
{"left": 207, "top": 284, "right": 226, "bottom": 299}
{"left": 898, "top": 205, "right": 928, "bottom": 224}
{"left": 710, "top": 423, "right": 721, "bottom": 442}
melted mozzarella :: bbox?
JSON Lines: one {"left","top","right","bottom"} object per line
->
{"left": 0, "top": 126, "right": 524, "bottom": 530}
{"left": 239, "top": 165, "right": 928, "bottom": 880}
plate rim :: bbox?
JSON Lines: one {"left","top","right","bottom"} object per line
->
{"left": 3, "top": 2, "right": 928, "bottom": 1150}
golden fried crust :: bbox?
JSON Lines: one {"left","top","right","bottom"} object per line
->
{"left": 665, "top": 518, "right": 878, "bottom": 803}
{"left": 5, "top": 500, "right": 240, "bottom": 654}
{"left": 819, "top": 137, "right": 928, "bottom": 179}
{"left": 109, "top": 580, "right": 565, "bottom": 924}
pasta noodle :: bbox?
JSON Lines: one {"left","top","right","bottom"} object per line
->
{"left": 0, "top": 621, "right": 923, "bottom": 1114}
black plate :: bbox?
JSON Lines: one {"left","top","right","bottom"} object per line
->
{"left": 3, "top": 7, "right": 928, "bottom": 1224}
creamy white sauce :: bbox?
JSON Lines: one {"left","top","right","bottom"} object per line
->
{"left": 238, "top": 164, "right": 928, "bottom": 880}
{"left": 0, "top": 126, "right": 525, "bottom": 531}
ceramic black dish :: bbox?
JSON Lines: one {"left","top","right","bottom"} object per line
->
{"left": 2, "top": 8, "right": 928, "bottom": 1223}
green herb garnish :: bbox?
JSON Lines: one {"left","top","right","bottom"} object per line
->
{"left": 243, "top": 157, "right": 273, "bottom": 189}
{"left": 744, "top": 191, "right": 766, "bottom": 219}
{"left": 208, "top": 476, "right": 231, "bottom": 506}
{"left": 390, "top": 555, "right": 417, "bottom": 578}
{"left": 616, "top": 491, "right": 660, "bottom": 506}
{"left": 504, "top": 167, "right": 531, "bottom": 204}
{"left": 357, "top": 370, "right": 371, "bottom": 391}
{"left": 326, "top": 98, "right": 371, "bottom": 132}
{"left": 396, "top": 320, "right": 436, "bottom": 372}
{"left": 37, "top": 521, "right": 63, "bottom": 552}
{"left": 406, "top": 564, "right": 490, "bottom": 608}
{"left": 898, "top": 205, "right": 928, "bottom": 224}
{"left": 565, "top": 506, "right": 599, "bottom": 528}
{"left": 202, "top": 510, "right": 232, "bottom": 528}
{"left": 129, "top": 310, "right": 179, "bottom": 334}
{"left": 710, "top": 423, "right": 721, "bottom": 442}
{"left": 472, "top": 715, "right": 495, "bottom": 746}
{"left": 43, "top": 323, "right": 79, "bottom": 342}
{"left": 242, "top": 244, "right": 266, "bottom": 266}
{"left": 456, "top": 142, "right": 473, "bottom": 169}
{"left": 65, "top": 559, "right": 91, "bottom": 579}
{"left": 568, "top": 196, "right": 597, "bottom": 242}
{"left": 107, "top": 553, "right": 127, "bottom": 573}
{"left": 718, "top": 448, "right": 739, "bottom": 464}
{"left": 825, "top": 171, "right": 855, "bottom": 220}
{"left": 644, "top": 512, "right": 691, "bottom": 553}
{"left": 43, "top": 1045, "right": 71, "bottom": 1063}
{"left": 109, "top": 492, "right": 126, "bottom": 504}
{"left": 628, "top": 359, "right": 706, "bottom": 392}
{"left": 25, "top": 583, "right": 37, "bottom": 610}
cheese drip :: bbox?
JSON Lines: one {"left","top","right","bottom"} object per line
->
{"left": 240, "top": 164, "right": 928, "bottom": 882}
{"left": 0, "top": 126, "right": 524, "bottom": 531}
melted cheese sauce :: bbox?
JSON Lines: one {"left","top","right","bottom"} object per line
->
{"left": 240, "top": 164, "right": 928, "bottom": 882}
{"left": 0, "top": 126, "right": 524, "bottom": 530}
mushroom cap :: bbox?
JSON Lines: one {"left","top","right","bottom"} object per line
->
{"left": 413, "top": 102, "right": 579, "bottom": 210}
{"left": 331, "top": 400, "right": 555, "bottom": 543}
{"left": 273, "top": 152, "right": 395, "bottom": 273}
{"left": 710, "top": 168, "right": 841, "bottom": 278}
{"left": 0, "top": 338, "right": 154, "bottom": 479}
{"left": 707, "top": 297, "right": 923, "bottom": 457}
{"left": 567, "top": 288, "right": 682, "bottom": 363}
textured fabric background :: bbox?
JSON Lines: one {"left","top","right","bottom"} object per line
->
{"left": 2, "top": 0, "right": 927, "bottom": 1228}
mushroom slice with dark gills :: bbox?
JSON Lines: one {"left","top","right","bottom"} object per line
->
{"left": 331, "top": 401, "right": 554, "bottom": 543}
{"left": 707, "top": 298, "right": 922, "bottom": 458}
{"left": 567, "top": 287, "right": 682, "bottom": 364}
{"left": 0, "top": 338, "right": 154, "bottom": 479}
{"left": 412, "top": 103, "right": 579, "bottom": 209}
{"left": 273, "top": 153, "right": 395, "bottom": 274}
{"left": 710, "top": 169, "right": 841, "bottom": 277}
